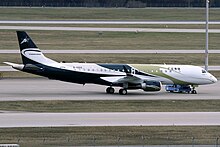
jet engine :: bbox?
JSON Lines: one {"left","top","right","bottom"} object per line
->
{"left": 141, "top": 81, "right": 162, "bottom": 91}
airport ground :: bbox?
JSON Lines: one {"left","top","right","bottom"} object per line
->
{"left": 1, "top": 53, "right": 220, "bottom": 65}
{"left": 0, "top": 30, "right": 220, "bottom": 50}
{"left": 0, "top": 79, "right": 220, "bottom": 147}
{"left": 1, "top": 7, "right": 220, "bottom": 147}
{"left": 0, "top": 126, "right": 220, "bottom": 147}
{"left": 0, "top": 78, "right": 220, "bottom": 101}
{"left": 0, "top": 7, "right": 220, "bottom": 21}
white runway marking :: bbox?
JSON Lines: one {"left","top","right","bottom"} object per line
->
{"left": 1, "top": 26, "right": 220, "bottom": 33}
{"left": 0, "top": 112, "right": 220, "bottom": 128}
{"left": 0, "top": 49, "right": 220, "bottom": 54}
{"left": 0, "top": 20, "right": 220, "bottom": 25}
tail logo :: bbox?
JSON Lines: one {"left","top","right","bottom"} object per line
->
{"left": 20, "top": 37, "right": 30, "bottom": 44}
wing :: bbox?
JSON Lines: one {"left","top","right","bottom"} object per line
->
{"left": 101, "top": 65, "right": 144, "bottom": 84}
{"left": 100, "top": 75, "right": 143, "bottom": 84}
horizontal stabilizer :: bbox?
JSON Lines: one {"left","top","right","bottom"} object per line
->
{"left": 3, "top": 62, "right": 24, "bottom": 71}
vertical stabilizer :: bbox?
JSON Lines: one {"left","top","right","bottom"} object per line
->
{"left": 17, "top": 31, "right": 38, "bottom": 51}
{"left": 17, "top": 31, "right": 39, "bottom": 64}
{"left": 16, "top": 31, "right": 57, "bottom": 65}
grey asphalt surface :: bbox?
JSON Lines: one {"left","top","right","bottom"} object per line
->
{"left": 1, "top": 66, "right": 220, "bottom": 72}
{"left": 1, "top": 49, "right": 220, "bottom": 54}
{"left": 0, "top": 112, "right": 220, "bottom": 128}
{"left": 0, "top": 20, "right": 220, "bottom": 25}
{"left": 1, "top": 26, "right": 220, "bottom": 33}
{"left": 0, "top": 79, "right": 219, "bottom": 101}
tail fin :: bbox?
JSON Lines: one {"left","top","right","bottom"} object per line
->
{"left": 16, "top": 31, "right": 57, "bottom": 65}
{"left": 17, "top": 31, "right": 38, "bottom": 51}
{"left": 17, "top": 31, "right": 39, "bottom": 64}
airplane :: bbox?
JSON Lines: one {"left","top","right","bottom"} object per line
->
{"left": 4, "top": 31, "right": 217, "bottom": 95}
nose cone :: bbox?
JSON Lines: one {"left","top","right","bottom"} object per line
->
{"left": 212, "top": 76, "right": 218, "bottom": 83}
{"left": 207, "top": 72, "right": 218, "bottom": 84}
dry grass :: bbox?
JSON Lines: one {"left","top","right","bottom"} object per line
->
{"left": 0, "top": 126, "right": 220, "bottom": 146}
{"left": 0, "top": 8, "right": 220, "bottom": 21}
{"left": 0, "top": 100, "right": 220, "bottom": 112}
{"left": 1, "top": 53, "right": 219, "bottom": 65}
{"left": 0, "top": 30, "right": 220, "bottom": 50}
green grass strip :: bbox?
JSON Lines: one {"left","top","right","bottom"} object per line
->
{"left": 1, "top": 126, "right": 220, "bottom": 146}
{"left": 1, "top": 100, "right": 220, "bottom": 112}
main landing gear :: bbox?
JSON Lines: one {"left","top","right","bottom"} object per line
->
{"left": 106, "top": 87, "right": 115, "bottom": 94}
{"left": 191, "top": 86, "right": 197, "bottom": 94}
{"left": 119, "top": 88, "right": 127, "bottom": 95}
{"left": 106, "top": 87, "right": 128, "bottom": 95}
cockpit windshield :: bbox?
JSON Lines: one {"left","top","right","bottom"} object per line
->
{"left": 202, "top": 69, "right": 207, "bottom": 73}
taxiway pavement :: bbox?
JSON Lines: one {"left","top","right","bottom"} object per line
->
{"left": 0, "top": 112, "right": 220, "bottom": 128}
{"left": 0, "top": 79, "right": 219, "bottom": 101}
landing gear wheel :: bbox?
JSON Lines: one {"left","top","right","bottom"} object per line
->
{"left": 119, "top": 89, "right": 127, "bottom": 95}
{"left": 106, "top": 87, "right": 115, "bottom": 94}
{"left": 191, "top": 90, "right": 197, "bottom": 94}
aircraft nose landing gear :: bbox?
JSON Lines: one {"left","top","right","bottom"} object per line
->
{"left": 191, "top": 90, "right": 197, "bottom": 94}
{"left": 191, "top": 86, "right": 197, "bottom": 94}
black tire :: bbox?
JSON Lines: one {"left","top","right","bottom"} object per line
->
{"left": 119, "top": 89, "right": 127, "bottom": 95}
{"left": 191, "top": 90, "right": 197, "bottom": 94}
{"left": 109, "top": 87, "right": 115, "bottom": 94}
{"left": 106, "top": 87, "right": 114, "bottom": 94}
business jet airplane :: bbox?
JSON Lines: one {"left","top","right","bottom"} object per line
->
{"left": 4, "top": 31, "right": 217, "bottom": 95}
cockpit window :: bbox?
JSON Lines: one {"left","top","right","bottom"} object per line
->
{"left": 202, "top": 69, "right": 207, "bottom": 73}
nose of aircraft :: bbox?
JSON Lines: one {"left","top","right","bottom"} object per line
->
{"left": 212, "top": 76, "right": 218, "bottom": 83}
{"left": 206, "top": 72, "right": 218, "bottom": 84}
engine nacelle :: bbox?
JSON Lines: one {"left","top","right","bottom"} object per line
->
{"left": 141, "top": 81, "right": 162, "bottom": 91}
